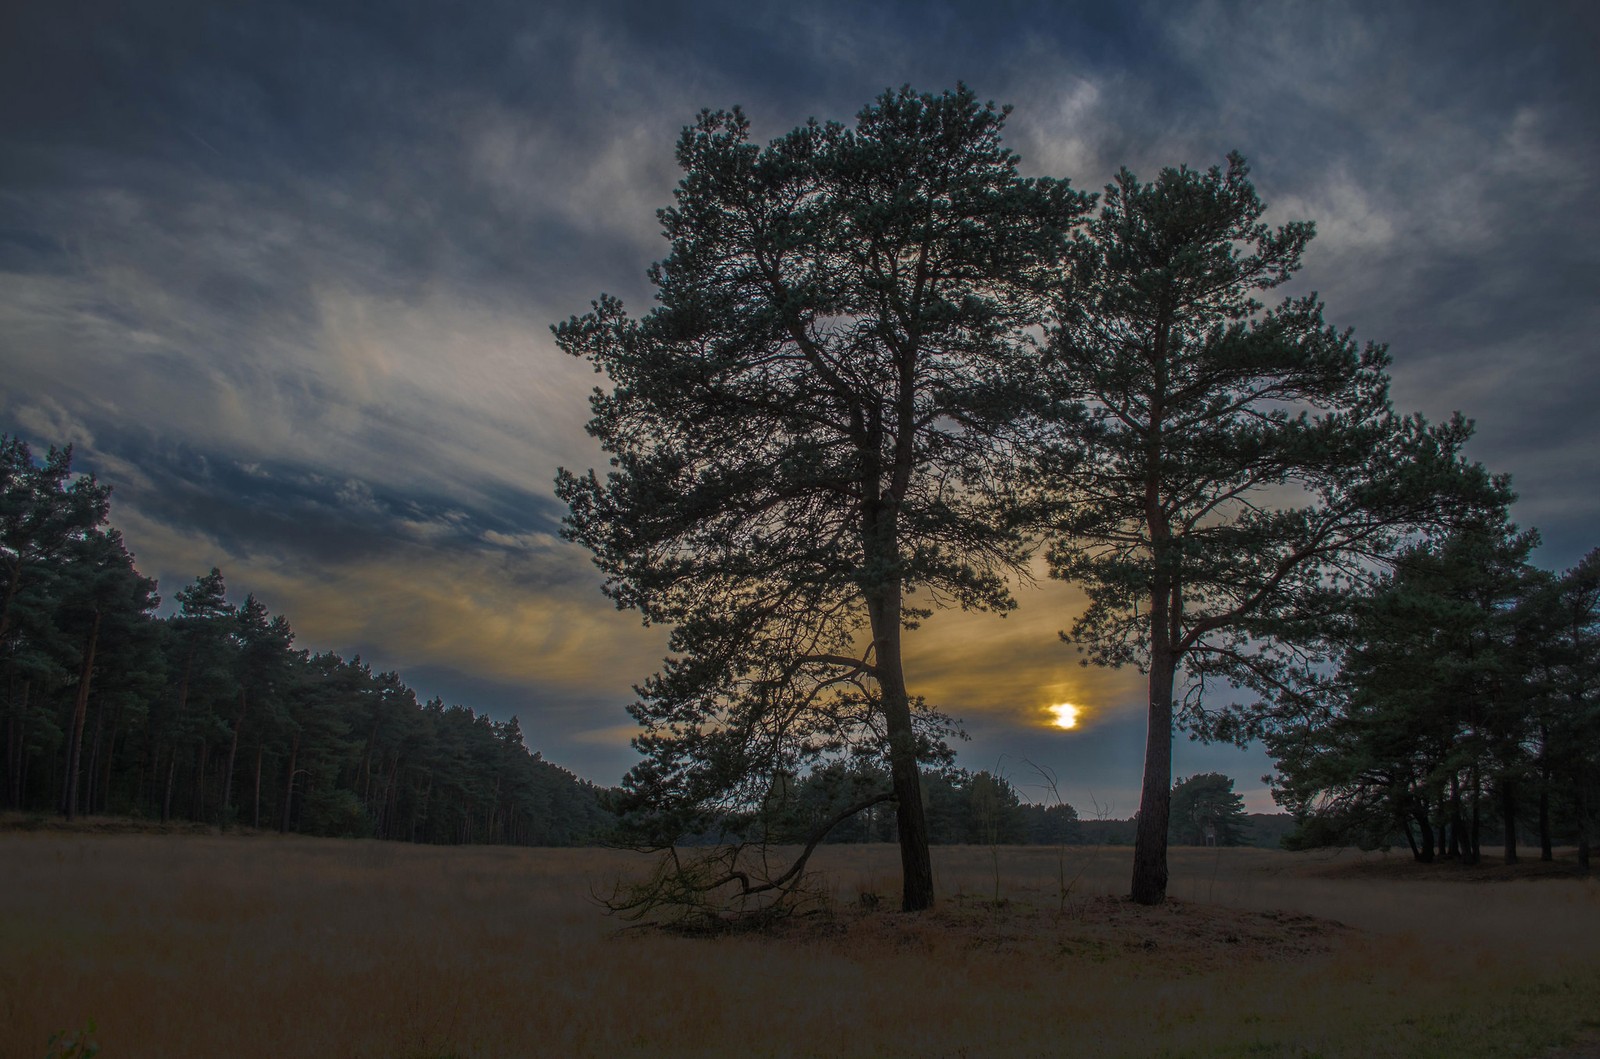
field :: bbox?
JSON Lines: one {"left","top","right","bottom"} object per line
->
{"left": 3, "top": 828, "right": 1598, "bottom": 1058}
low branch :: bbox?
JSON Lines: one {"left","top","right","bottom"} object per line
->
{"left": 708, "top": 790, "right": 897, "bottom": 898}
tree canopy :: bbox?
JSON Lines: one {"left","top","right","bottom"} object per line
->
{"left": 0, "top": 436, "right": 608, "bottom": 846}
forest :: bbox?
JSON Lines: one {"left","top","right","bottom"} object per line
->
{"left": 0, "top": 436, "right": 610, "bottom": 844}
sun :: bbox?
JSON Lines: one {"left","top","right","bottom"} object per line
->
{"left": 1047, "top": 702, "right": 1080, "bottom": 730}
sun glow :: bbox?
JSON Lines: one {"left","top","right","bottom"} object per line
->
{"left": 1047, "top": 702, "right": 1080, "bottom": 730}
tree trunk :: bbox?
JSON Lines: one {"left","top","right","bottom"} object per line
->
{"left": 1467, "top": 766, "right": 1481, "bottom": 865}
{"left": 62, "top": 609, "right": 101, "bottom": 821}
{"left": 161, "top": 750, "right": 176, "bottom": 824}
{"left": 380, "top": 760, "right": 399, "bottom": 840}
{"left": 253, "top": 745, "right": 263, "bottom": 830}
{"left": 1501, "top": 777, "right": 1518, "bottom": 865}
{"left": 1578, "top": 778, "right": 1591, "bottom": 875}
{"left": 1447, "top": 776, "right": 1463, "bottom": 860}
{"left": 415, "top": 770, "right": 432, "bottom": 843}
{"left": 84, "top": 695, "right": 106, "bottom": 815}
{"left": 360, "top": 721, "right": 379, "bottom": 805}
{"left": 1539, "top": 782, "right": 1553, "bottom": 863}
{"left": 1131, "top": 643, "right": 1177, "bottom": 905}
{"left": 192, "top": 740, "right": 207, "bottom": 821}
{"left": 134, "top": 724, "right": 151, "bottom": 815}
{"left": 7, "top": 679, "right": 29, "bottom": 811}
{"left": 1413, "top": 809, "right": 1435, "bottom": 864}
{"left": 867, "top": 586, "right": 934, "bottom": 912}
{"left": 98, "top": 699, "right": 124, "bottom": 816}
{"left": 221, "top": 689, "right": 247, "bottom": 824}
{"left": 280, "top": 731, "right": 299, "bottom": 833}
{"left": 1132, "top": 348, "right": 1177, "bottom": 906}
{"left": 169, "top": 647, "right": 193, "bottom": 822}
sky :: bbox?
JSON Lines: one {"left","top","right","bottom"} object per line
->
{"left": 4, "top": 0, "right": 1598, "bottom": 815}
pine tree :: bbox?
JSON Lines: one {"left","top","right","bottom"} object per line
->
{"left": 556, "top": 86, "right": 1087, "bottom": 914}
{"left": 1169, "top": 772, "right": 1250, "bottom": 846}
{"left": 1035, "top": 155, "right": 1504, "bottom": 903}
{"left": 1266, "top": 520, "right": 1539, "bottom": 862}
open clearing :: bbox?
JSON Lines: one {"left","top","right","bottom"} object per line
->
{"left": 3, "top": 830, "right": 1597, "bottom": 1058}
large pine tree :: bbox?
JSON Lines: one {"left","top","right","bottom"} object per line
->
{"left": 1036, "top": 155, "right": 1503, "bottom": 903}
{"left": 556, "top": 86, "right": 1088, "bottom": 913}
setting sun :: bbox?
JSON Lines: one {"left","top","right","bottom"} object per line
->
{"left": 1047, "top": 703, "right": 1080, "bottom": 730}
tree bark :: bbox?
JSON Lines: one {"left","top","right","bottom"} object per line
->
{"left": 867, "top": 585, "right": 935, "bottom": 912}
{"left": 191, "top": 740, "right": 207, "bottom": 821}
{"left": 1467, "top": 766, "right": 1481, "bottom": 864}
{"left": 7, "top": 679, "right": 28, "bottom": 811}
{"left": 221, "top": 688, "right": 247, "bottom": 824}
{"left": 168, "top": 646, "right": 193, "bottom": 822}
{"left": 1401, "top": 814, "right": 1419, "bottom": 860}
{"left": 1131, "top": 642, "right": 1176, "bottom": 905}
{"left": 415, "top": 770, "right": 432, "bottom": 843}
{"left": 161, "top": 750, "right": 176, "bottom": 824}
{"left": 1413, "top": 809, "right": 1435, "bottom": 864}
{"left": 280, "top": 731, "right": 299, "bottom": 833}
{"left": 62, "top": 609, "right": 101, "bottom": 821}
{"left": 1447, "top": 776, "right": 1463, "bottom": 860}
{"left": 1578, "top": 778, "right": 1591, "bottom": 875}
{"left": 84, "top": 695, "right": 106, "bottom": 815}
{"left": 252, "top": 745, "right": 263, "bottom": 829}
{"left": 97, "top": 698, "right": 124, "bottom": 816}
{"left": 1539, "top": 781, "right": 1553, "bottom": 863}
{"left": 386, "top": 756, "right": 400, "bottom": 839}
{"left": 1501, "top": 777, "right": 1518, "bottom": 865}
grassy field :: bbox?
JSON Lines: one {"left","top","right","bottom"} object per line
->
{"left": 3, "top": 828, "right": 1597, "bottom": 1058}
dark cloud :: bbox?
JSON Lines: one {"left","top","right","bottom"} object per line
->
{"left": 59, "top": 424, "right": 572, "bottom": 576}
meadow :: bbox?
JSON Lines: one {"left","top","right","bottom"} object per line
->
{"left": 3, "top": 828, "right": 1597, "bottom": 1058}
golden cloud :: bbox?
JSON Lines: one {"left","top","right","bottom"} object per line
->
{"left": 116, "top": 504, "right": 666, "bottom": 693}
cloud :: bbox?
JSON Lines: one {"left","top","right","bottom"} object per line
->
{"left": 112, "top": 487, "right": 665, "bottom": 688}
{"left": 10, "top": 396, "right": 95, "bottom": 452}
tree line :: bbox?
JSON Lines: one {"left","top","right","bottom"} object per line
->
{"left": 758, "top": 766, "right": 1260, "bottom": 850}
{"left": 0, "top": 435, "right": 610, "bottom": 845}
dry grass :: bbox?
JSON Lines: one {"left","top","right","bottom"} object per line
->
{"left": 3, "top": 833, "right": 1597, "bottom": 1058}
